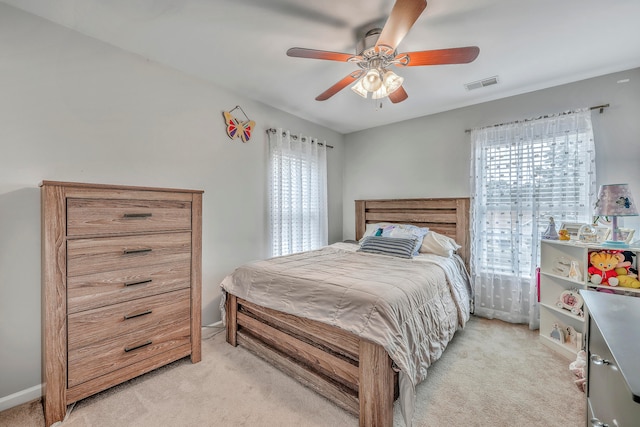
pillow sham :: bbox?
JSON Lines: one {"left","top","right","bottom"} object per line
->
{"left": 419, "top": 231, "right": 461, "bottom": 257}
{"left": 380, "top": 224, "right": 429, "bottom": 255}
{"left": 361, "top": 222, "right": 394, "bottom": 239}
{"left": 357, "top": 236, "right": 417, "bottom": 259}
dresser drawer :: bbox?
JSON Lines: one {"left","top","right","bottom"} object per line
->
{"left": 67, "top": 232, "right": 191, "bottom": 277}
{"left": 67, "top": 289, "right": 191, "bottom": 387}
{"left": 67, "top": 261, "right": 191, "bottom": 314}
{"left": 67, "top": 198, "right": 191, "bottom": 236}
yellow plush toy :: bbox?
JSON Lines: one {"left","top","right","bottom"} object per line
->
{"left": 558, "top": 229, "right": 570, "bottom": 241}
{"left": 614, "top": 252, "right": 640, "bottom": 289}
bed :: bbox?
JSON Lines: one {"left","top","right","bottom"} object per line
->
{"left": 221, "top": 198, "right": 471, "bottom": 427}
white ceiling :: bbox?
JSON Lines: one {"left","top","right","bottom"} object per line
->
{"left": 4, "top": 0, "right": 640, "bottom": 134}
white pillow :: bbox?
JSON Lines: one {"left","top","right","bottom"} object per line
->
{"left": 419, "top": 231, "right": 461, "bottom": 257}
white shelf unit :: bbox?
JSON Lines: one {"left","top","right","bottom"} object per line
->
{"left": 539, "top": 240, "right": 640, "bottom": 360}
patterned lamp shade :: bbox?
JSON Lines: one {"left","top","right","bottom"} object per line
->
{"left": 594, "top": 184, "right": 639, "bottom": 216}
{"left": 595, "top": 184, "right": 638, "bottom": 248}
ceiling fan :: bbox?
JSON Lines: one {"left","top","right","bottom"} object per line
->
{"left": 286, "top": 0, "right": 479, "bottom": 103}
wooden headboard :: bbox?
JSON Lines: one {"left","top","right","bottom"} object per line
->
{"left": 355, "top": 198, "right": 470, "bottom": 268}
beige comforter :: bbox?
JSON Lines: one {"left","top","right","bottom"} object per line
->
{"left": 220, "top": 242, "right": 472, "bottom": 426}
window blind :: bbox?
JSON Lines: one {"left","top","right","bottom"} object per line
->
{"left": 269, "top": 129, "right": 328, "bottom": 257}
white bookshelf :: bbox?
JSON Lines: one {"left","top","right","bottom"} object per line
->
{"left": 539, "top": 240, "right": 640, "bottom": 359}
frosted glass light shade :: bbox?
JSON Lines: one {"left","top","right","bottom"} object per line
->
{"left": 362, "top": 69, "right": 382, "bottom": 92}
{"left": 350, "top": 78, "right": 368, "bottom": 98}
{"left": 371, "top": 84, "right": 389, "bottom": 99}
{"left": 382, "top": 70, "right": 404, "bottom": 94}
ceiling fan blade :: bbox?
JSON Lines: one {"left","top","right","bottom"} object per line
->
{"left": 316, "top": 71, "right": 365, "bottom": 101}
{"left": 388, "top": 86, "right": 408, "bottom": 103}
{"left": 397, "top": 46, "right": 480, "bottom": 66}
{"left": 375, "top": 0, "right": 427, "bottom": 51}
{"left": 287, "top": 47, "right": 358, "bottom": 62}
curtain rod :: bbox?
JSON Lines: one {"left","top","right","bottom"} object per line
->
{"left": 464, "top": 104, "right": 610, "bottom": 133}
{"left": 266, "top": 128, "right": 334, "bottom": 149}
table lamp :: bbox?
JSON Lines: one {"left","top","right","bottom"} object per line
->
{"left": 594, "top": 183, "right": 638, "bottom": 248}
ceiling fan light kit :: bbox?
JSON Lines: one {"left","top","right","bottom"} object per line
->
{"left": 286, "top": 0, "right": 480, "bottom": 104}
{"left": 353, "top": 69, "right": 404, "bottom": 99}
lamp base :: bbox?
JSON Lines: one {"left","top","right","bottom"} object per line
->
{"left": 600, "top": 240, "right": 629, "bottom": 248}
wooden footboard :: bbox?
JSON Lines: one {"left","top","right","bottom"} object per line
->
{"left": 226, "top": 294, "right": 396, "bottom": 427}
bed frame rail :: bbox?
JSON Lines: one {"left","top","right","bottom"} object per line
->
{"left": 226, "top": 294, "right": 396, "bottom": 426}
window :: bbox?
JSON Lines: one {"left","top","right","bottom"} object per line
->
{"left": 470, "top": 109, "right": 596, "bottom": 326}
{"left": 268, "top": 129, "right": 328, "bottom": 256}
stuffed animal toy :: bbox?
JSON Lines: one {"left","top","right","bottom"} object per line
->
{"left": 569, "top": 350, "right": 587, "bottom": 393}
{"left": 558, "top": 229, "right": 571, "bottom": 241}
{"left": 621, "top": 250, "right": 638, "bottom": 277}
{"left": 588, "top": 251, "right": 619, "bottom": 286}
{"left": 614, "top": 251, "right": 640, "bottom": 288}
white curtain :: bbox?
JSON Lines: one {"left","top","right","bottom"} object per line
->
{"left": 268, "top": 128, "right": 328, "bottom": 257}
{"left": 470, "top": 109, "right": 596, "bottom": 329}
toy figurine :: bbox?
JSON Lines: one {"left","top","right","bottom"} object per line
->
{"left": 542, "top": 217, "right": 559, "bottom": 240}
{"left": 550, "top": 323, "right": 565, "bottom": 342}
{"left": 568, "top": 261, "right": 582, "bottom": 281}
{"left": 558, "top": 229, "right": 570, "bottom": 240}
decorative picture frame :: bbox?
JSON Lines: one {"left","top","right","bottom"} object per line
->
{"left": 617, "top": 228, "right": 635, "bottom": 244}
{"left": 593, "top": 226, "right": 611, "bottom": 243}
{"left": 556, "top": 289, "right": 584, "bottom": 317}
{"left": 559, "top": 222, "right": 587, "bottom": 240}
{"left": 562, "top": 223, "right": 610, "bottom": 243}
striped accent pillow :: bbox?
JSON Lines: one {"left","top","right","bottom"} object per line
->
{"left": 357, "top": 236, "right": 416, "bottom": 259}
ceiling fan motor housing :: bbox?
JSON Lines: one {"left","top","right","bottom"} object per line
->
{"left": 356, "top": 28, "right": 382, "bottom": 56}
{"left": 354, "top": 28, "right": 398, "bottom": 73}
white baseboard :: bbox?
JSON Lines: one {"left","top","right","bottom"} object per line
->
{"left": 1, "top": 326, "right": 221, "bottom": 412}
{"left": 0, "top": 384, "right": 42, "bottom": 412}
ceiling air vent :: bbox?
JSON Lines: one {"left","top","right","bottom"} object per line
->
{"left": 464, "top": 76, "right": 499, "bottom": 91}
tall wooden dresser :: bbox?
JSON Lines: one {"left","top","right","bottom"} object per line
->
{"left": 41, "top": 181, "right": 203, "bottom": 427}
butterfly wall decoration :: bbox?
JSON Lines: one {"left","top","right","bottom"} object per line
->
{"left": 222, "top": 105, "right": 255, "bottom": 143}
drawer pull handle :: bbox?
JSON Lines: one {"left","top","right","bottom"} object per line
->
{"left": 123, "top": 213, "right": 152, "bottom": 218}
{"left": 124, "top": 340, "right": 153, "bottom": 353}
{"left": 123, "top": 248, "right": 152, "bottom": 255}
{"left": 124, "top": 309, "right": 152, "bottom": 320}
{"left": 590, "top": 418, "right": 609, "bottom": 427}
{"left": 590, "top": 354, "right": 611, "bottom": 366}
{"left": 124, "top": 279, "right": 152, "bottom": 287}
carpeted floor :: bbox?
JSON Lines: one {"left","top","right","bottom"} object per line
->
{"left": 0, "top": 317, "right": 585, "bottom": 427}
